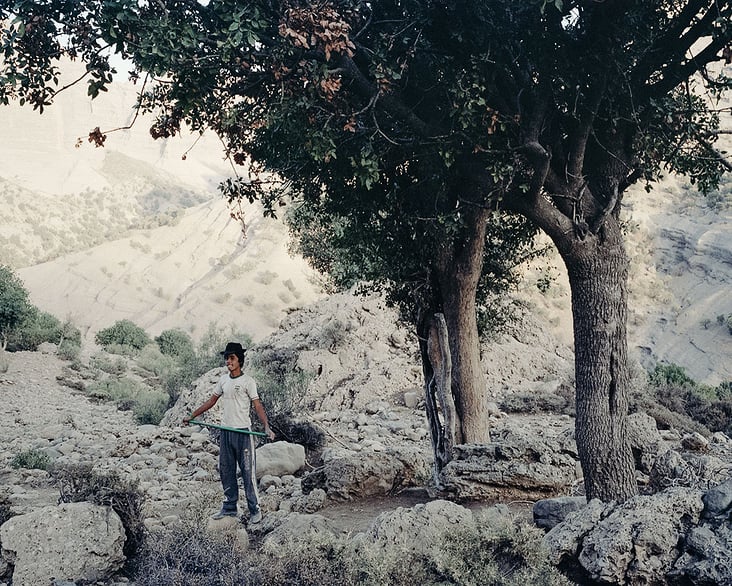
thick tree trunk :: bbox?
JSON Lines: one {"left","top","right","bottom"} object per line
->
{"left": 435, "top": 207, "right": 491, "bottom": 444}
{"left": 563, "top": 223, "right": 638, "bottom": 502}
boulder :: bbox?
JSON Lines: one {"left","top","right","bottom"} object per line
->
{"left": 301, "top": 448, "right": 430, "bottom": 500}
{"left": 545, "top": 488, "right": 704, "bottom": 585}
{"left": 0, "top": 502, "right": 125, "bottom": 586}
{"left": 364, "top": 499, "right": 475, "bottom": 556}
{"left": 440, "top": 432, "right": 579, "bottom": 500}
{"left": 627, "top": 411, "right": 663, "bottom": 473}
{"left": 671, "top": 522, "right": 732, "bottom": 585}
{"left": 533, "top": 496, "right": 587, "bottom": 530}
{"left": 260, "top": 512, "right": 336, "bottom": 549}
{"left": 701, "top": 477, "right": 732, "bottom": 518}
{"left": 256, "top": 441, "right": 306, "bottom": 479}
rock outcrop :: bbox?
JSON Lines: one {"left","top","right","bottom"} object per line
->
{"left": 0, "top": 502, "right": 125, "bottom": 586}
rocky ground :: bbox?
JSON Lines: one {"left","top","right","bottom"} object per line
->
{"left": 3, "top": 291, "right": 732, "bottom": 586}
{"left": 0, "top": 292, "right": 575, "bottom": 537}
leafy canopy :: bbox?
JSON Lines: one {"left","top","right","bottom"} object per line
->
{"left": 1, "top": 1, "right": 730, "bottom": 320}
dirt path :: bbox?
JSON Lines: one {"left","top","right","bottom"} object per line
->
{"left": 317, "top": 490, "right": 535, "bottom": 535}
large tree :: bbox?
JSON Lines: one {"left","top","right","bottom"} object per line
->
{"left": 2, "top": 0, "right": 731, "bottom": 501}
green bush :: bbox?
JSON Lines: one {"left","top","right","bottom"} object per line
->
{"left": 51, "top": 463, "right": 146, "bottom": 561}
{"left": 135, "top": 344, "right": 178, "bottom": 379}
{"left": 90, "top": 352, "right": 128, "bottom": 375}
{"left": 57, "top": 339, "right": 82, "bottom": 361}
{"left": 155, "top": 328, "right": 194, "bottom": 359}
{"left": 86, "top": 377, "right": 168, "bottom": 424}
{"left": 6, "top": 309, "right": 58, "bottom": 351}
{"left": 0, "top": 264, "right": 33, "bottom": 349}
{"left": 649, "top": 364, "right": 696, "bottom": 388}
{"left": 428, "top": 511, "right": 571, "bottom": 586}
{"left": 6, "top": 310, "right": 83, "bottom": 352}
{"left": 132, "top": 390, "right": 169, "bottom": 425}
{"left": 10, "top": 448, "right": 51, "bottom": 470}
{"left": 95, "top": 319, "right": 151, "bottom": 352}
{"left": 248, "top": 346, "right": 311, "bottom": 418}
{"left": 645, "top": 363, "right": 732, "bottom": 435}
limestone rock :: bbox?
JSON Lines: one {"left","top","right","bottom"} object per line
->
{"left": 302, "top": 448, "right": 430, "bottom": 500}
{"left": 364, "top": 499, "right": 475, "bottom": 556}
{"left": 256, "top": 441, "right": 306, "bottom": 479}
{"left": 627, "top": 411, "right": 663, "bottom": 473}
{"left": 545, "top": 488, "right": 704, "bottom": 585}
{"left": 440, "top": 432, "right": 579, "bottom": 500}
{"left": 0, "top": 502, "right": 125, "bottom": 586}
{"left": 533, "top": 496, "right": 587, "bottom": 530}
{"left": 260, "top": 512, "right": 336, "bottom": 549}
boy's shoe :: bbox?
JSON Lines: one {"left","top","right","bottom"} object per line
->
{"left": 249, "top": 510, "right": 263, "bottom": 524}
{"left": 211, "top": 510, "right": 237, "bottom": 520}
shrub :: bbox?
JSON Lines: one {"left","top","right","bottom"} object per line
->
{"left": 6, "top": 308, "right": 58, "bottom": 351}
{"left": 90, "top": 352, "right": 128, "bottom": 375}
{"left": 6, "top": 311, "right": 82, "bottom": 352}
{"left": 135, "top": 344, "right": 178, "bottom": 379}
{"left": 0, "top": 264, "right": 33, "bottom": 348}
{"left": 10, "top": 448, "right": 51, "bottom": 470}
{"left": 644, "top": 363, "right": 732, "bottom": 435}
{"left": 95, "top": 319, "right": 151, "bottom": 352}
{"left": 50, "top": 463, "right": 146, "bottom": 560}
{"left": 57, "top": 339, "right": 82, "bottom": 361}
{"left": 86, "top": 377, "right": 167, "bottom": 424}
{"left": 276, "top": 418, "right": 326, "bottom": 451}
{"left": 155, "top": 328, "right": 194, "bottom": 359}
{"left": 247, "top": 346, "right": 312, "bottom": 419}
{"left": 132, "top": 390, "right": 169, "bottom": 425}
{"left": 134, "top": 514, "right": 255, "bottom": 586}
{"left": 428, "top": 510, "right": 571, "bottom": 586}
{"left": 649, "top": 363, "right": 696, "bottom": 388}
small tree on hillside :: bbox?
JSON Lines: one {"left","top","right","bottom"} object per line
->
{"left": 0, "top": 265, "right": 33, "bottom": 350}
{"left": 95, "top": 319, "right": 151, "bottom": 352}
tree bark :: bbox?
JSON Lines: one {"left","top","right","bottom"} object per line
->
{"left": 561, "top": 220, "right": 638, "bottom": 502}
{"left": 435, "top": 207, "right": 491, "bottom": 444}
{"left": 419, "top": 312, "right": 458, "bottom": 484}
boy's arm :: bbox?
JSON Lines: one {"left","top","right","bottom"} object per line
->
{"left": 252, "top": 398, "right": 275, "bottom": 440}
{"left": 182, "top": 394, "right": 220, "bottom": 425}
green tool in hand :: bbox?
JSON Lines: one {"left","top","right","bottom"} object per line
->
{"left": 188, "top": 419, "right": 267, "bottom": 437}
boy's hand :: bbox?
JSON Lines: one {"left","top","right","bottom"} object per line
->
{"left": 264, "top": 424, "right": 275, "bottom": 441}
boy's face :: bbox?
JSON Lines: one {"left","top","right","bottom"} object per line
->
{"left": 225, "top": 353, "right": 241, "bottom": 374}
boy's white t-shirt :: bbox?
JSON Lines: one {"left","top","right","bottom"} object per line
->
{"left": 213, "top": 372, "right": 259, "bottom": 428}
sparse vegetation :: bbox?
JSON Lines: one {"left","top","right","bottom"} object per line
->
{"left": 10, "top": 448, "right": 51, "bottom": 470}
{"left": 133, "top": 507, "right": 568, "bottom": 586}
{"left": 638, "top": 363, "right": 732, "bottom": 435}
{"left": 51, "top": 462, "right": 146, "bottom": 561}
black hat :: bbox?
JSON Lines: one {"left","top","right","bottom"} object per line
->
{"left": 221, "top": 342, "right": 246, "bottom": 361}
